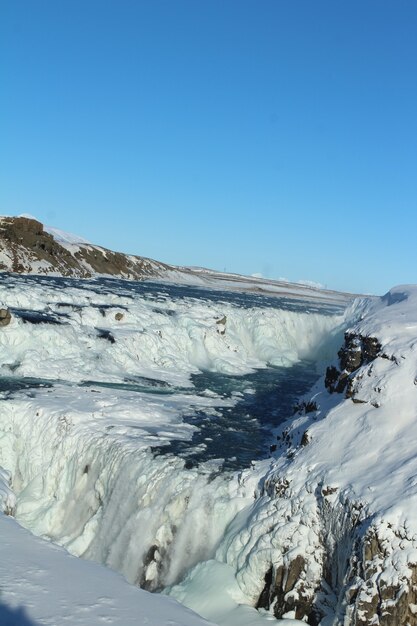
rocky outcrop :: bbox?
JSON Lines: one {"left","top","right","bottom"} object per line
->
{"left": 257, "top": 555, "right": 321, "bottom": 624}
{"left": 0, "top": 308, "right": 11, "bottom": 326}
{"left": 255, "top": 489, "right": 417, "bottom": 625}
{"left": 325, "top": 332, "right": 382, "bottom": 397}
{"left": 344, "top": 528, "right": 417, "bottom": 626}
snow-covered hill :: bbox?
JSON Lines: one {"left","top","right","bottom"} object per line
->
{"left": 0, "top": 214, "right": 172, "bottom": 280}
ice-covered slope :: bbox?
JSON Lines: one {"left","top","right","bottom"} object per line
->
{"left": 213, "top": 286, "right": 417, "bottom": 625}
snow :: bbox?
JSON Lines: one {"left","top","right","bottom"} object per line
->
{"left": 167, "top": 560, "right": 291, "bottom": 625}
{"left": 43, "top": 224, "right": 92, "bottom": 245}
{"left": 1, "top": 273, "right": 416, "bottom": 624}
{"left": 166, "top": 267, "right": 353, "bottom": 304}
{"left": 0, "top": 512, "right": 212, "bottom": 626}
{"left": 0, "top": 274, "right": 346, "bottom": 387}
{"left": 209, "top": 286, "right": 417, "bottom": 619}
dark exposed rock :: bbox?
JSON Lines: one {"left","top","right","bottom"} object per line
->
{"left": 325, "top": 333, "right": 382, "bottom": 397}
{"left": 140, "top": 544, "right": 163, "bottom": 591}
{"left": 338, "top": 333, "right": 382, "bottom": 374}
{"left": 336, "top": 372, "right": 350, "bottom": 394}
{"left": 115, "top": 312, "right": 124, "bottom": 321}
{"left": 256, "top": 566, "right": 273, "bottom": 609}
{"left": 339, "top": 335, "right": 362, "bottom": 371}
{"left": 274, "top": 477, "right": 290, "bottom": 497}
{"left": 294, "top": 400, "right": 318, "bottom": 415}
{"left": 342, "top": 529, "right": 417, "bottom": 625}
{"left": 257, "top": 555, "right": 319, "bottom": 623}
{"left": 256, "top": 504, "right": 417, "bottom": 625}
{"left": 325, "top": 367, "right": 350, "bottom": 394}
{"left": 325, "top": 365, "right": 340, "bottom": 393}
{"left": 300, "top": 430, "right": 311, "bottom": 446}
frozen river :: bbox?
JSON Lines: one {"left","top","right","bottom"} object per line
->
{"left": 0, "top": 273, "right": 351, "bottom": 623}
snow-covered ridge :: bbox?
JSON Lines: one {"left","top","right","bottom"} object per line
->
{"left": 43, "top": 224, "right": 92, "bottom": 245}
{"left": 17, "top": 213, "right": 93, "bottom": 244}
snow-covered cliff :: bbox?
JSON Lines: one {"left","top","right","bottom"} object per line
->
{"left": 216, "top": 286, "right": 417, "bottom": 625}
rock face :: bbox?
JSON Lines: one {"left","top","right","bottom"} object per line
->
{"left": 257, "top": 555, "right": 320, "bottom": 624}
{"left": 325, "top": 332, "right": 382, "bottom": 397}
{"left": 343, "top": 527, "right": 417, "bottom": 626}
{"left": 255, "top": 478, "right": 417, "bottom": 626}
{"left": 0, "top": 216, "right": 170, "bottom": 280}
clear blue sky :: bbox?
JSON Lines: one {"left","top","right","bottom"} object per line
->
{"left": 1, "top": 1, "right": 416, "bottom": 294}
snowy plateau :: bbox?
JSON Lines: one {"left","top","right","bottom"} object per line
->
{"left": 0, "top": 219, "right": 416, "bottom": 626}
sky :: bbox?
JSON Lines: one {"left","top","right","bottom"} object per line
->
{"left": 0, "top": 0, "right": 416, "bottom": 295}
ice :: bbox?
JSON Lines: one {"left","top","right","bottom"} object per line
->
{"left": 0, "top": 274, "right": 346, "bottom": 387}
{"left": 167, "top": 560, "right": 280, "bottom": 625}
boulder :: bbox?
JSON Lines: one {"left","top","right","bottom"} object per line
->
{"left": 0, "top": 308, "right": 12, "bottom": 326}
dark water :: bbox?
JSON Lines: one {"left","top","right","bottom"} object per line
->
{"left": 0, "top": 362, "right": 318, "bottom": 472}
{"left": 151, "top": 361, "right": 319, "bottom": 471}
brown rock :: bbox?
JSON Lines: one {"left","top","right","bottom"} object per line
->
{"left": 0, "top": 308, "right": 11, "bottom": 326}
